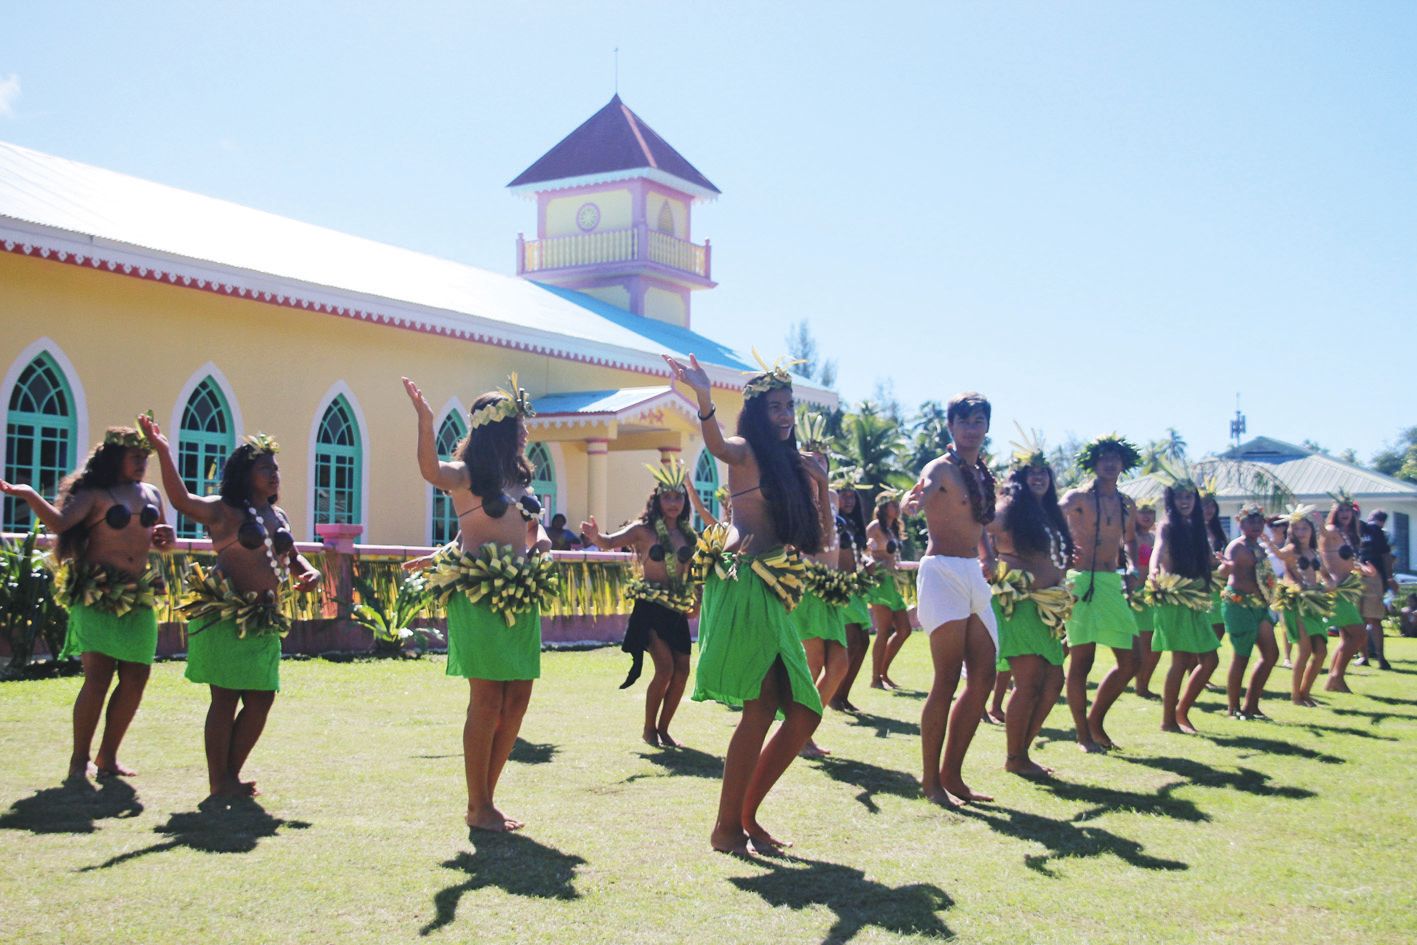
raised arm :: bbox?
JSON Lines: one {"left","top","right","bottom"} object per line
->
{"left": 0, "top": 479, "right": 94, "bottom": 534}
{"left": 402, "top": 377, "right": 469, "bottom": 492}
{"left": 1150, "top": 524, "right": 1169, "bottom": 580}
{"left": 686, "top": 485, "right": 719, "bottom": 527}
{"left": 580, "top": 515, "right": 647, "bottom": 553}
{"left": 138, "top": 414, "right": 226, "bottom": 525}
{"left": 662, "top": 354, "right": 749, "bottom": 466}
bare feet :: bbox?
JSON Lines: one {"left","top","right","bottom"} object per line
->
{"left": 1087, "top": 721, "right": 1116, "bottom": 751}
{"left": 711, "top": 827, "right": 753, "bottom": 857}
{"left": 870, "top": 678, "right": 891, "bottom": 690}
{"left": 67, "top": 759, "right": 97, "bottom": 781}
{"left": 1135, "top": 688, "right": 1157, "bottom": 700}
{"left": 642, "top": 730, "right": 663, "bottom": 748}
{"left": 1175, "top": 713, "right": 1198, "bottom": 735}
{"left": 881, "top": 674, "right": 900, "bottom": 689}
{"left": 829, "top": 698, "right": 860, "bottom": 713}
{"left": 1302, "top": 697, "right": 1319, "bottom": 708}
{"left": 799, "top": 740, "right": 830, "bottom": 759}
{"left": 1005, "top": 756, "right": 1053, "bottom": 779}
{"left": 1076, "top": 739, "right": 1106, "bottom": 754}
{"left": 921, "top": 780, "right": 966, "bottom": 808}
{"left": 95, "top": 760, "right": 138, "bottom": 778}
{"left": 744, "top": 819, "right": 793, "bottom": 850}
{"left": 1323, "top": 679, "right": 1351, "bottom": 693}
{"left": 984, "top": 707, "right": 1006, "bottom": 725}
{"left": 941, "top": 779, "right": 994, "bottom": 803}
{"left": 656, "top": 729, "right": 681, "bottom": 748}
{"left": 1160, "top": 722, "right": 1183, "bottom": 733}
{"left": 466, "top": 806, "right": 513, "bottom": 833}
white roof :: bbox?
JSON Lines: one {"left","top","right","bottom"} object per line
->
{"left": 0, "top": 139, "right": 832, "bottom": 403}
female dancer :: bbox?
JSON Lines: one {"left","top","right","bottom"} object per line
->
{"left": 1220, "top": 504, "right": 1279, "bottom": 719}
{"left": 828, "top": 485, "right": 872, "bottom": 712}
{"left": 866, "top": 495, "right": 912, "bottom": 689}
{"left": 791, "top": 456, "right": 844, "bottom": 756}
{"left": 403, "top": 376, "right": 553, "bottom": 831}
{"left": 1148, "top": 476, "right": 1221, "bottom": 734}
{"left": 663, "top": 351, "right": 826, "bottom": 856}
{"left": 1271, "top": 510, "right": 1332, "bottom": 706}
{"left": 984, "top": 444, "right": 1073, "bottom": 777}
{"left": 141, "top": 416, "right": 321, "bottom": 798}
{"left": 1322, "top": 493, "right": 1367, "bottom": 693}
{"left": 582, "top": 460, "right": 697, "bottom": 747}
{"left": 2, "top": 423, "right": 172, "bottom": 780}
{"left": 1130, "top": 499, "right": 1161, "bottom": 698}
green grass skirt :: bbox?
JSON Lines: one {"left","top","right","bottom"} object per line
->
{"left": 1329, "top": 596, "right": 1362, "bottom": 628}
{"left": 694, "top": 568, "right": 822, "bottom": 715}
{"left": 1064, "top": 570, "right": 1138, "bottom": 649}
{"left": 841, "top": 593, "right": 871, "bottom": 628}
{"left": 790, "top": 591, "right": 847, "bottom": 646}
{"left": 993, "top": 598, "right": 1065, "bottom": 671}
{"left": 1221, "top": 599, "right": 1270, "bottom": 659}
{"left": 1152, "top": 603, "right": 1221, "bottom": 654}
{"left": 1133, "top": 604, "right": 1155, "bottom": 633}
{"left": 445, "top": 593, "right": 541, "bottom": 681}
{"left": 59, "top": 604, "right": 159, "bottom": 665}
{"left": 865, "top": 571, "right": 907, "bottom": 612}
{"left": 1282, "top": 609, "right": 1328, "bottom": 644}
{"left": 184, "top": 617, "right": 281, "bottom": 691}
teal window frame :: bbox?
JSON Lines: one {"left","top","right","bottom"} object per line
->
{"left": 693, "top": 449, "right": 719, "bottom": 529}
{"left": 175, "top": 378, "right": 234, "bottom": 538}
{"left": 527, "top": 442, "right": 556, "bottom": 524}
{"left": 314, "top": 395, "right": 361, "bottom": 530}
{"left": 431, "top": 410, "right": 466, "bottom": 544}
{"left": 4, "top": 353, "right": 77, "bottom": 532}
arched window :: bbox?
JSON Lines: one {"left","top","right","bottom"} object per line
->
{"left": 693, "top": 449, "right": 719, "bottom": 529}
{"left": 314, "top": 395, "right": 361, "bottom": 528}
{"left": 175, "top": 378, "right": 234, "bottom": 538}
{"left": 4, "top": 353, "right": 76, "bottom": 531}
{"left": 431, "top": 411, "right": 466, "bottom": 544}
{"left": 526, "top": 442, "right": 556, "bottom": 524}
{"left": 657, "top": 201, "right": 675, "bottom": 235}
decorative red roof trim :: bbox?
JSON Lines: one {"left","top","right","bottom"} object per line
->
{"left": 1, "top": 237, "right": 743, "bottom": 392}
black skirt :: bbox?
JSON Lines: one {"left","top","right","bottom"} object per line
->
{"left": 619, "top": 599, "right": 692, "bottom": 688}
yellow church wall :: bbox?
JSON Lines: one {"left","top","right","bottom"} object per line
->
{"left": 545, "top": 187, "right": 632, "bottom": 238}
{"left": 642, "top": 287, "right": 688, "bottom": 328}
{"left": 646, "top": 192, "right": 688, "bottom": 239}
{"left": 0, "top": 253, "right": 740, "bottom": 546}
{"left": 577, "top": 285, "right": 631, "bottom": 310}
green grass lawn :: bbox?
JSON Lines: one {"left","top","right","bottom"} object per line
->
{"left": 2, "top": 637, "right": 1415, "bottom": 945}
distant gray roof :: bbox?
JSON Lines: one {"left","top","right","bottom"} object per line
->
{"left": 1120, "top": 436, "right": 1417, "bottom": 503}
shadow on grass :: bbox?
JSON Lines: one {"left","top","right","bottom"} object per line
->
{"left": 809, "top": 755, "right": 921, "bottom": 814}
{"left": 958, "top": 804, "right": 1187, "bottom": 877}
{"left": 1111, "top": 755, "right": 1316, "bottom": 800}
{"left": 846, "top": 712, "right": 920, "bottom": 739}
{"left": 79, "top": 797, "right": 310, "bottom": 871}
{"left": 624, "top": 746, "right": 722, "bottom": 782}
{"left": 1360, "top": 693, "right": 1417, "bottom": 708}
{"left": 1035, "top": 777, "right": 1209, "bottom": 823}
{"left": 729, "top": 854, "right": 954, "bottom": 944}
{"left": 421, "top": 832, "right": 584, "bottom": 936}
{"left": 1286, "top": 719, "right": 1398, "bottom": 741}
{"left": 1197, "top": 731, "right": 1345, "bottom": 764}
{"left": 0, "top": 778, "right": 142, "bottom": 835}
{"left": 1327, "top": 706, "right": 1416, "bottom": 727}
{"left": 414, "top": 737, "right": 558, "bottom": 765}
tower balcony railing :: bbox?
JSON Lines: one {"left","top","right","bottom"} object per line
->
{"left": 517, "top": 226, "right": 711, "bottom": 280}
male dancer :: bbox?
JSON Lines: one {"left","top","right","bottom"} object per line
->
{"left": 904, "top": 392, "right": 998, "bottom": 805}
{"left": 1221, "top": 503, "right": 1278, "bottom": 719}
{"left": 1061, "top": 435, "right": 1140, "bottom": 752}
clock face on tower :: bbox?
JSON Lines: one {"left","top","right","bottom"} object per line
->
{"left": 576, "top": 202, "right": 601, "bottom": 232}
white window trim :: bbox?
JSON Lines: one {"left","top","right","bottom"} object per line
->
{"left": 168, "top": 361, "right": 245, "bottom": 447}
{"left": 306, "top": 380, "right": 370, "bottom": 539}
{"left": 423, "top": 396, "right": 468, "bottom": 546}
{"left": 0, "top": 337, "right": 89, "bottom": 483}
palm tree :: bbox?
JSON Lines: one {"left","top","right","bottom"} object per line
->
{"left": 833, "top": 401, "right": 908, "bottom": 501}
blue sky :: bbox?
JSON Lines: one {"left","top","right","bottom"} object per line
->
{"left": 3, "top": 2, "right": 1413, "bottom": 462}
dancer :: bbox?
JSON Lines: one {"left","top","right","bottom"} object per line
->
{"left": 140, "top": 416, "right": 321, "bottom": 798}
{"left": 663, "top": 351, "right": 826, "bottom": 855}
{"left": 1271, "top": 508, "right": 1333, "bottom": 707}
{"left": 1061, "top": 435, "right": 1141, "bottom": 752}
{"left": 1321, "top": 492, "right": 1367, "bottom": 693}
{"left": 403, "top": 376, "right": 555, "bottom": 831}
{"left": 1130, "top": 498, "right": 1161, "bottom": 698}
{"left": 1220, "top": 503, "right": 1279, "bottom": 719}
{"left": 866, "top": 494, "right": 912, "bottom": 689}
{"left": 791, "top": 454, "right": 846, "bottom": 756}
{"left": 984, "top": 436, "right": 1072, "bottom": 778}
{"left": 906, "top": 392, "right": 998, "bottom": 806}
{"left": 581, "top": 460, "right": 698, "bottom": 748}
{"left": 828, "top": 483, "right": 872, "bottom": 712}
{"left": 2, "top": 422, "right": 173, "bottom": 781}
{"left": 1147, "top": 472, "right": 1221, "bottom": 733}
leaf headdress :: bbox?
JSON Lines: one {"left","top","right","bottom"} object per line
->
{"left": 1282, "top": 503, "right": 1318, "bottom": 526}
{"left": 742, "top": 349, "right": 805, "bottom": 401}
{"left": 242, "top": 432, "right": 281, "bottom": 456}
{"left": 1007, "top": 422, "right": 1049, "bottom": 473}
{"left": 1076, "top": 433, "right": 1141, "bottom": 474}
{"left": 1326, "top": 487, "right": 1358, "bottom": 513}
{"left": 469, "top": 373, "right": 536, "bottom": 430}
{"left": 104, "top": 411, "right": 157, "bottom": 453}
{"left": 644, "top": 458, "right": 690, "bottom": 495}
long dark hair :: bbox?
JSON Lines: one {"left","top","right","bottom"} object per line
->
{"left": 737, "top": 395, "right": 822, "bottom": 553}
{"left": 639, "top": 489, "right": 691, "bottom": 530}
{"left": 55, "top": 432, "right": 132, "bottom": 561}
{"left": 1286, "top": 518, "right": 1318, "bottom": 553}
{"left": 1327, "top": 503, "right": 1360, "bottom": 548}
{"left": 1202, "top": 496, "right": 1227, "bottom": 552}
{"left": 1001, "top": 467, "right": 1073, "bottom": 560}
{"left": 219, "top": 442, "right": 277, "bottom": 508}
{"left": 875, "top": 496, "right": 902, "bottom": 539}
{"left": 1163, "top": 486, "right": 1212, "bottom": 583}
{"left": 838, "top": 488, "right": 867, "bottom": 549}
{"left": 459, "top": 392, "right": 533, "bottom": 501}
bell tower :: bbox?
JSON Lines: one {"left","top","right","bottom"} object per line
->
{"left": 509, "top": 95, "right": 719, "bottom": 329}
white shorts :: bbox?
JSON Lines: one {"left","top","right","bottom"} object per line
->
{"left": 916, "top": 555, "right": 998, "bottom": 650}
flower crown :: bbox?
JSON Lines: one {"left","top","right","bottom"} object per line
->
{"left": 1077, "top": 434, "right": 1140, "bottom": 474}
{"left": 831, "top": 463, "right": 866, "bottom": 491}
{"left": 742, "top": 348, "right": 804, "bottom": 401}
{"left": 644, "top": 459, "right": 689, "bottom": 494}
{"left": 1152, "top": 457, "right": 1201, "bottom": 493}
{"left": 1236, "top": 501, "right": 1265, "bottom": 521}
{"left": 104, "top": 413, "right": 154, "bottom": 453}
{"left": 1133, "top": 496, "right": 1158, "bottom": 512}
{"left": 1007, "top": 422, "right": 1049, "bottom": 472}
{"left": 1283, "top": 503, "right": 1318, "bottom": 525}
{"left": 794, "top": 408, "right": 830, "bottom": 451}
{"left": 469, "top": 373, "right": 536, "bottom": 431}
{"left": 242, "top": 432, "right": 281, "bottom": 455}
{"left": 1327, "top": 487, "right": 1357, "bottom": 512}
